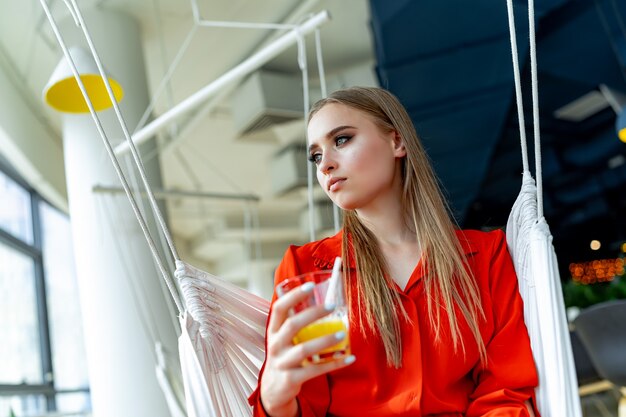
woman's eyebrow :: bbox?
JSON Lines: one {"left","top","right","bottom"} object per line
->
{"left": 308, "top": 125, "right": 355, "bottom": 153}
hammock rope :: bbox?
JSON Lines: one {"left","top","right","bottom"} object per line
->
{"left": 527, "top": 0, "right": 544, "bottom": 219}
{"left": 39, "top": 0, "right": 184, "bottom": 315}
{"left": 39, "top": 1, "right": 330, "bottom": 415}
{"left": 68, "top": 1, "right": 183, "bottom": 265}
{"left": 39, "top": 0, "right": 582, "bottom": 415}
{"left": 505, "top": 1, "right": 582, "bottom": 416}
{"left": 504, "top": 0, "right": 530, "bottom": 174}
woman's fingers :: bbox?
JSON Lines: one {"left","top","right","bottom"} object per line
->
{"left": 267, "top": 282, "right": 315, "bottom": 335}
{"left": 291, "top": 354, "right": 356, "bottom": 384}
{"left": 267, "top": 304, "right": 333, "bottom": 355}
{"left": 278, "top": 330, "right": 348, "bottom": 368}
{"left": 261, "top": 281, "right": 356, "bottom": 410}
{"left": 277, "top": 304, "right": 333, "bottom": 341}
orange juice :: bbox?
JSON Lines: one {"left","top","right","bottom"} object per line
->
{"left": 293, "top": 317, "right": 350, "bottom": 364}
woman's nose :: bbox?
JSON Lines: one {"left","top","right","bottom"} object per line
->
{"left": 318, "top": 153, "right": 336, "bottom": 174}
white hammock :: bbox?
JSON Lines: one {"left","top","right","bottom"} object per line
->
{"left": 156, "top": 341, "right": 187, "bottom": 417}
{"left": 504, "top": 0, "right": 582, "bottom": 416}
{"left": 40, "top": 0, "right": 583, "bottom": 416}
{"left": 176, "top": 262, "right": 268, "bottom": 417}
{"left": 37, "top": 0, "right": 328, "bottom": 415}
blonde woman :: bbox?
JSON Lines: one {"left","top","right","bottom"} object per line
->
{"left": 248, "top": 87, "right": 539, "bottom": 417}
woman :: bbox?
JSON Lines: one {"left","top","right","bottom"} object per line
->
{"left": 248, "top": 87, "right": 539, "bottom": 416}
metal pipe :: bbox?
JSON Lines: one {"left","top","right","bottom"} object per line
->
{"left": 161, "top": 0, "right": 322, "bottom": 155}
{"left": 93, "top": 184, "right": 260, "bottom": 201}
{"left": 196, "top": 20, "right": 296, "bottom": 30}
{"left": 114, "top": 10, "right": 330, "bottom": 156}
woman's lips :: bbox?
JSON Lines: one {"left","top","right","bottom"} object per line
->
{"left": 328, "top": 178, "right": 345, "bottom": 192}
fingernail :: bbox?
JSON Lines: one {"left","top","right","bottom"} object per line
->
{"left": 344, "top": 355, "right": 356, "bottom": 365}
{"left": 334, "top": 330, "right": 346, "bottom": 340}
{"left": 301, "top": 282, "right": 315, "bottom": 292}
{"left": 324, "top": 302, "right": 336, "bottom": 311}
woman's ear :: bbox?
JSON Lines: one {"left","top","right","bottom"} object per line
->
{"left": 392, "top": 131, "right": 407, "bottom": 158}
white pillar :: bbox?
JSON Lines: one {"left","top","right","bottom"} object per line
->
{"left": 58, "top": 9, "right": 178, "bottom": 417}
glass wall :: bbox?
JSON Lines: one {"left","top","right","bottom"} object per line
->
{"left": 0, "top": 167, "right": 91, "bottom": 417}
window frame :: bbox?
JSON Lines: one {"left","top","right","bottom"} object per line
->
{"left": 0, "top": 161, "right": 89, "bottom": 413}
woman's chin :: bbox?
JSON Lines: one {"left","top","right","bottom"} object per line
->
{"left": 327, "top": 192, "right": 364, "bottom": 211}
{"left": 332, "top": 199, "right": 358, "bottom": 211}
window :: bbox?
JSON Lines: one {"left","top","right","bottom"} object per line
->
{"left": 0, "top": 395, "right": 47, "bottom": 417}
{"left": 0, "top": 242, "right": 41, "bottom": 384}
{"left": 0, "top": 167, "right": 90, "bottom": 416}
{"left": 0, "top": 171, "right": 33, "bottom": 244}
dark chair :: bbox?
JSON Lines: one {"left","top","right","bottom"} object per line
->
{"left": 571, "top": 330, "right": 616, "bottom": 417}
{"left": 574, "top": 300, "right": 626, "bottom": 417}
{"left": 571, "top": 330, "right": 603, "bottom": 387}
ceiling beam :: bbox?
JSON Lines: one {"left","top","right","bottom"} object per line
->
{"left": 114, "top": 10, "right": 330, "bottom": 156}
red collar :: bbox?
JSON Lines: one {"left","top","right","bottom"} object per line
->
{"left": 309, "top": 229, "right": 478, "bottom": 271}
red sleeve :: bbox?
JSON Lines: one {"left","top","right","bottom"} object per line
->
{"left": 248, "top": 246, "right": 331, "bottom": 416}
{"left": 466, "top": 230, "right": 540, "bottom": 417}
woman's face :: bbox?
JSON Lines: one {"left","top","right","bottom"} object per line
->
{"left": 306, "top": 103, "right": 406, "bottom": 211}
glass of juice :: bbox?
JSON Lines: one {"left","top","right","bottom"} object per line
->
{"left": 276, "top": 270, "right": 350, "bottom": 365}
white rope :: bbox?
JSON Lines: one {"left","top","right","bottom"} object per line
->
{"left": 96, "top": 195, "right": 179, "bottom": 351}
{"left": 60, "top": 0, "right": 79, "bottom": 25}
{"left": 297, "top": 28, "right": 317, "bottom": 242}
{"left": 527, "top": 0, "right": 544, "bottom": 219}
{"left": 505, "top": 0, "right": 543, "bottom": 219}
{"left": 121, "top": 149, "right": 178, "bottom": 300}
{"left": 39, "top": 0, "right": 184, "bottom": 314}
{"left": 175, "top": 261, "right": 269, "bottom": 367}
{"left": 314, "top": 27, "right": 341, "bottom": 233}
{"left": 506, "top": 2, "right": 583, "bottom": 416}
{"left": 67, "top": 0, "right": 182, "bottom": 262}
{"left": 505, "top": 0, "right": 530, "bottom": 175}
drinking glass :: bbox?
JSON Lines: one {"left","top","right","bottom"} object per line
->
{"left": 276, "top": 270, "right": 350, "bottom": 364}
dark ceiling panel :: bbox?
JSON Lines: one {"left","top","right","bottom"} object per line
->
{"left": 410, "top": 88, "right": 513, "bottom": 219}
{"left": 538, "top": 1, "right": 626, "bottom": 91}
{"left": 369, "top": 0, "right": 626, "bottom": 274}
{"left": 369, "top": 0, "right": 523, "bottom": 67}
{"left": 379, "top": 36, "right": 519, "bottom": 111}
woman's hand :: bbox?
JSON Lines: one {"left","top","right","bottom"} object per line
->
{"left": 260, "top": 282, "right": 356, "bottom": 417}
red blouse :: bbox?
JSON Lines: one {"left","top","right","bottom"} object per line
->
{"left": 249, "top": 229, "right": 539, "bottom": 416}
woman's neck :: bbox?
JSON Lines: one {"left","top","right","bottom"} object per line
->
{"left": 356, "top": 197, "right": 421, "bottom": 290}
{"left": 356, "top": 200, "right": 416, "bottom": 246}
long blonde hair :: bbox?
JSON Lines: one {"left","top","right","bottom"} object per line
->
{"left": 308, "top": 87, "right": 486, "bottom": 368}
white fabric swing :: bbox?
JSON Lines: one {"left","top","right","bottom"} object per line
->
{"left": 504, "top": 1, "right": 582, "bottom": 416}
{"left": 38, "top": 1, "right": 331, "bottom": 416}
{"left": 40, "top": 0, "right": 583, "bottom": 416}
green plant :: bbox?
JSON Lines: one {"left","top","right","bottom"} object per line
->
{"left": 563, "top": 276, "right": 626, "bottom": 309}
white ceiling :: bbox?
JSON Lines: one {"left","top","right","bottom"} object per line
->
{"left": 0, "top": 0, "right": 375, "bottom": 290}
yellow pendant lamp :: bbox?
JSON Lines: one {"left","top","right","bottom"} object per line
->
{"left": 617, "top": 108, "right": 626, "bottom": 144}
{"left": 43, "top": 46, "right": 123, "bottom": 113}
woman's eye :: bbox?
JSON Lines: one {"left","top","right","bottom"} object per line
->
{"left": 335, "top": 135, "right": 350, "bottom": 146}
{"left": 308, "top": 153, "right": 322, "bottom": 164}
